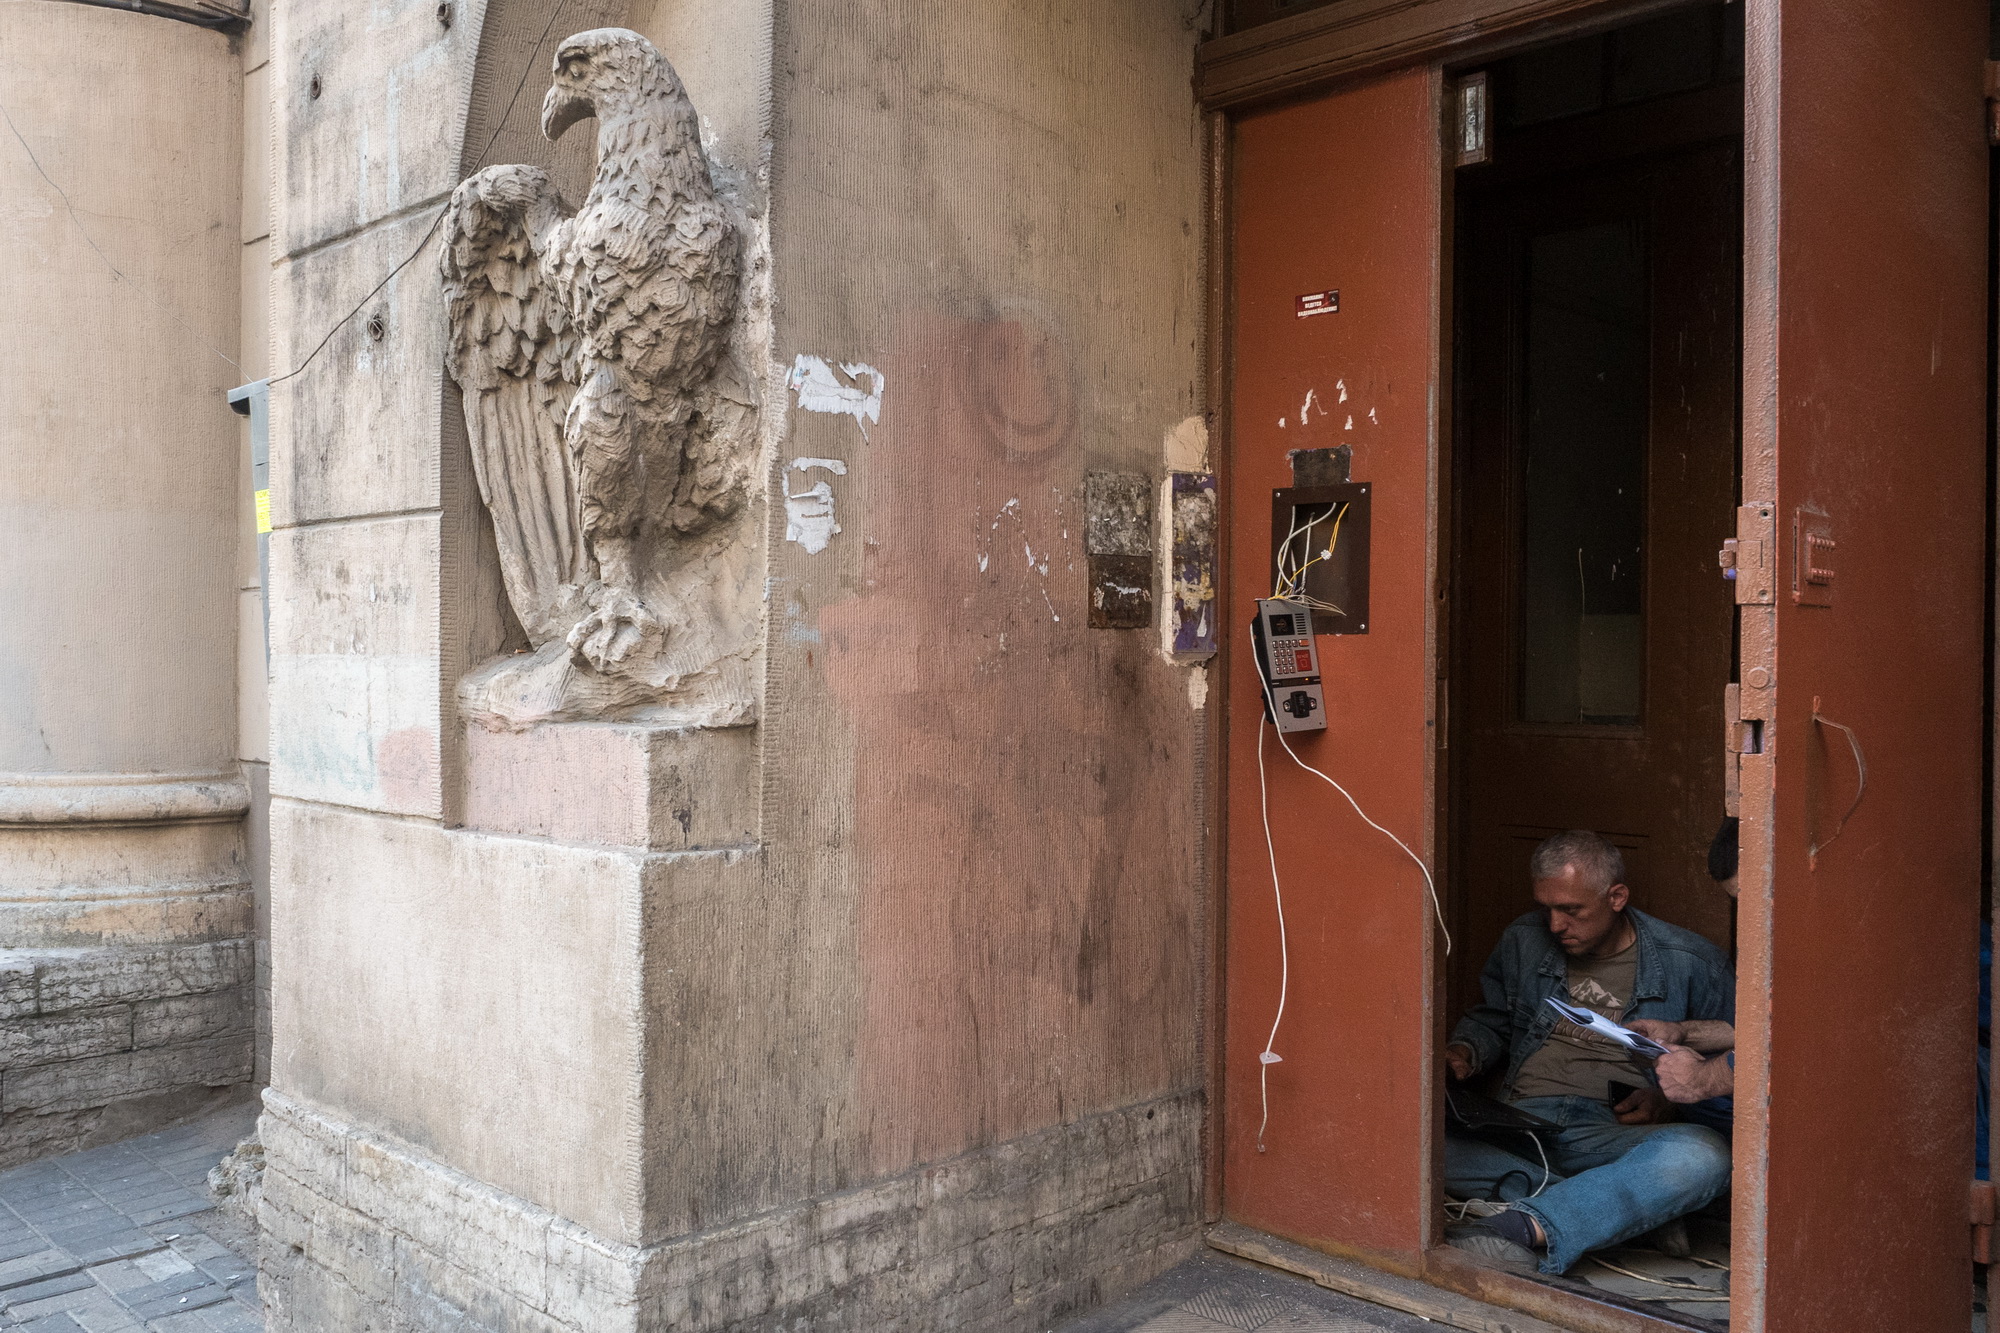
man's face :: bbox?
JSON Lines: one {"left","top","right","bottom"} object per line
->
{"left": 1532, "top": 863, "right": 1630, "bottom": 956}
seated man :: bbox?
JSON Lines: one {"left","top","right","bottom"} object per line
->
{"left": 1445, "top": 830, "right": 1735, "bottom": 1274}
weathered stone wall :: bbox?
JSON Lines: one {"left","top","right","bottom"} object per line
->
{"left": 261, "top": 1087, "right": 1197, "bottom": 1332}
{"left": 0, "top": 943, "right": 255, "bottom": 1168}
{"left": 259, "top": 0, "right": 1210, "bottom": 1327}
{"left": 0, "top": 0, "right": 256, "bottom": 1159}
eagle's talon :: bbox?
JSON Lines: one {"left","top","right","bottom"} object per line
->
{"left": 566, "top": 587, "right": 664, "bottom": 675}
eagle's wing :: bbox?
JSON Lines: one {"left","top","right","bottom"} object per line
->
{"left": 441, "top": 165, "right": 586, "bottom": 644}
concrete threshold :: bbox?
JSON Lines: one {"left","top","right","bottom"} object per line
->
{"left": 1207, "top": 1222, "right": 1571, "bottom": 1333}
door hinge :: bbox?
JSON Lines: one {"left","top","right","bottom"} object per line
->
{"left": 1723, "top": 683, "right": 1766, "bottom": 818}
{"left": 1720, "top": 502, "right": 1777, "bottom": 605}
{"left": 1973, "top": 1179, "right": 1994, "bottom": 1263}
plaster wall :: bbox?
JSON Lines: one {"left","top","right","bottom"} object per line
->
{"left": 0, "top": 0, "right": 242, "bottom": 780}
{"left": 0, "top": 0, "right": 256, "bottom": 1161}
{"left": 753, "top": 0, "right": 1210, "bottom": 1190}
{"left": 260, "top": 0, "right": 1212, "bottom": 1326}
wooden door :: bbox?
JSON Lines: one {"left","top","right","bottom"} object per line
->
{"left": 1734, "top": 3, "right": 1990, "bottom": 1329}
{"left": 1451, "top": 145, "right": 1741, "bottom": 1013}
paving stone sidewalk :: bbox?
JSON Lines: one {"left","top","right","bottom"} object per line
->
{"left": 0, "top": 1100, "right": 261, "bottom": 1332}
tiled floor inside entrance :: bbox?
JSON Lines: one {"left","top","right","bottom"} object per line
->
{"left": 0, "top": 1100, "right": 261, "bottom": 1332}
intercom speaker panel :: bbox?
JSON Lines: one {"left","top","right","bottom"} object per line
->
{"left": 1255, "top": 598, "right": 1328, "bottom": 734}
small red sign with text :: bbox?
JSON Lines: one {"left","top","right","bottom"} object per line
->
{"left": 1295, "top": 289, "right": 1339, "bottom": 318}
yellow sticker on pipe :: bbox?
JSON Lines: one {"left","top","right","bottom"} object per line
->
{"left": 255, "top": 489, "right": 271, "bottom": 535}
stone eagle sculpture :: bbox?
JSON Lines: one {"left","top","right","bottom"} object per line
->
{"left": 442, "top": 28, "right": 755, "bottom": 728}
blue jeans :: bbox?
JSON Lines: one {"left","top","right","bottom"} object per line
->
{"left": 1445, "top": 1095, "right": 1732, "bottom": 1275}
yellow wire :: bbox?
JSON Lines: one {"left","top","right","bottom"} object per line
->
{"left": 1277, "top": 502, "right": 1349, "bottom": 600}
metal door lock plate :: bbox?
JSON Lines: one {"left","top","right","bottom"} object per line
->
{"left": 1793, "top": 510, "right": 1834, "bottom": 607}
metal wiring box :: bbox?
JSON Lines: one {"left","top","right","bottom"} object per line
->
{"left": 1270, "top": 483, "right": 1371, "bottom": 634}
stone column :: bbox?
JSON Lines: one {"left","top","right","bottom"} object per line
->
{"left": 0, "top": 0, "right": 253, "bottom": 1165}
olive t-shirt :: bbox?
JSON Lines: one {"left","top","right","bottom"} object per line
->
{"left": 1510, "top": 941, "right": 1652, "bottom": 1103}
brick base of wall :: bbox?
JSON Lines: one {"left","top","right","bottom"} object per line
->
{"left": 259, "top": 1087, "right": 1201, "bottom": 1333}
{"left": 0, "top": 941, "right": 258, "bottom": 1169}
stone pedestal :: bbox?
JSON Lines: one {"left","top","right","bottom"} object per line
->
{"left": 462, "top": 724, "right": 757, "bottom": 850}
{"left": 259, "top": 718, "right": 769, "bottom": 1331}
{"left": 0, "top": 2, "right": 252, "bottom": 1165}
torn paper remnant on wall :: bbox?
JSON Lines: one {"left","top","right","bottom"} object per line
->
{"left": 784, "top": 457, "right": 847, "bottom": 554}
{"left": 787, "top": 355, "right": 885, "bottom": 440}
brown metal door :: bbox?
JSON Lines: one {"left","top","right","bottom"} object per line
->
{"left": 1222, "top": 66, "right": 1445, "bottom": 1264}
{"left": 1452, "top": 145, "right": 1741, "bottom": 1017}
{"left": 1735, "top": 4, "right": 1989, "bottom": 1329}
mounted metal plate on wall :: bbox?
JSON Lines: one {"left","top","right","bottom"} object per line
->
{"left": 1270, "top": 483, "right": 1371, "bottom": 634}
{"left": 1454, "top": 71, "right": 1491, "bottom": 167}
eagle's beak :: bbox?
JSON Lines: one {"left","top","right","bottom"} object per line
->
{"left": 542, "top": 84, "right": 593, "bottom": 142}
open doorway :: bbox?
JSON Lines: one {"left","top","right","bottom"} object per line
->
{"left": 1444, "top": 6, "right": 1743, "bottom": 1325}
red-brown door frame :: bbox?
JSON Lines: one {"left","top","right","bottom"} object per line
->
{"left": 1200, "top": 3, "right": 1993, "bottom": 1332}
{"left": 1731, "top": 3, "right": 1989, "bottom": 1329}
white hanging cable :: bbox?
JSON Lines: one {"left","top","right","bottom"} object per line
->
{"left": 1254, "top": 720, "right": 1289, "bottom": 1153}
{"left": 1247, "top": 624, "right": 1451, "bottom": 956}
{"left": 1247, "top": 621, "right": 1454, "bottom": 1155}
{"left": 1443, "top": 1130, "right": 1550, "bottom": 1222}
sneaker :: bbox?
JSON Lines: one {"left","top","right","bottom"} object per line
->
{"left": 1445, "top": 1221, "right": 1540, "bottom": 1267}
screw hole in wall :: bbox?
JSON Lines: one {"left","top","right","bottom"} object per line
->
{"left": 437, "top": 2, "right": 452, "bottom": 27}
{"left": 308, "top": 73, "right": 322, "bottom": 100}
{"left": 366, "top": 313, "right": 387, "bottom": 341}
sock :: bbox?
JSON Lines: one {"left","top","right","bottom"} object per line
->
{"left": 1488, "top": 1208, "right": 1543, "bottom": 1250}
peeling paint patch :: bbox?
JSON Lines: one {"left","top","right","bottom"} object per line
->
{"left": 1164, "top": 417, "right": 1209, "bottom": 472}
{"left": 787, "top": 355, "right": 885, "bottom": 440}
{"left": 1188, "top": 665, "right": 1209, "bottom": 710}
{"left": 791, "top": 456, "right": 848, "bottom": 476}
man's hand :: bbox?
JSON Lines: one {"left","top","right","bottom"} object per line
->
{"left": 1627, "top": 1018, "right": 1685, "bottom": 1046}
{"left": 1444, "top": 1042, "right": 1476, "bottom": 1081}
{"left": 1612, "top": 1084, "right": 1673, "bottom": 1125}
{"left": 1656, "top": 1045, "right": 1735, "bottom": 1104}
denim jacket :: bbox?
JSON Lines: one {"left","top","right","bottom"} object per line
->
{"left": 1450, "top": 907, "right": 1735, "bottom": 1100}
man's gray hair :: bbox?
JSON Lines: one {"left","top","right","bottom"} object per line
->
{"left": 1530, "top": 830, "right": 1626, "bottom": 895}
